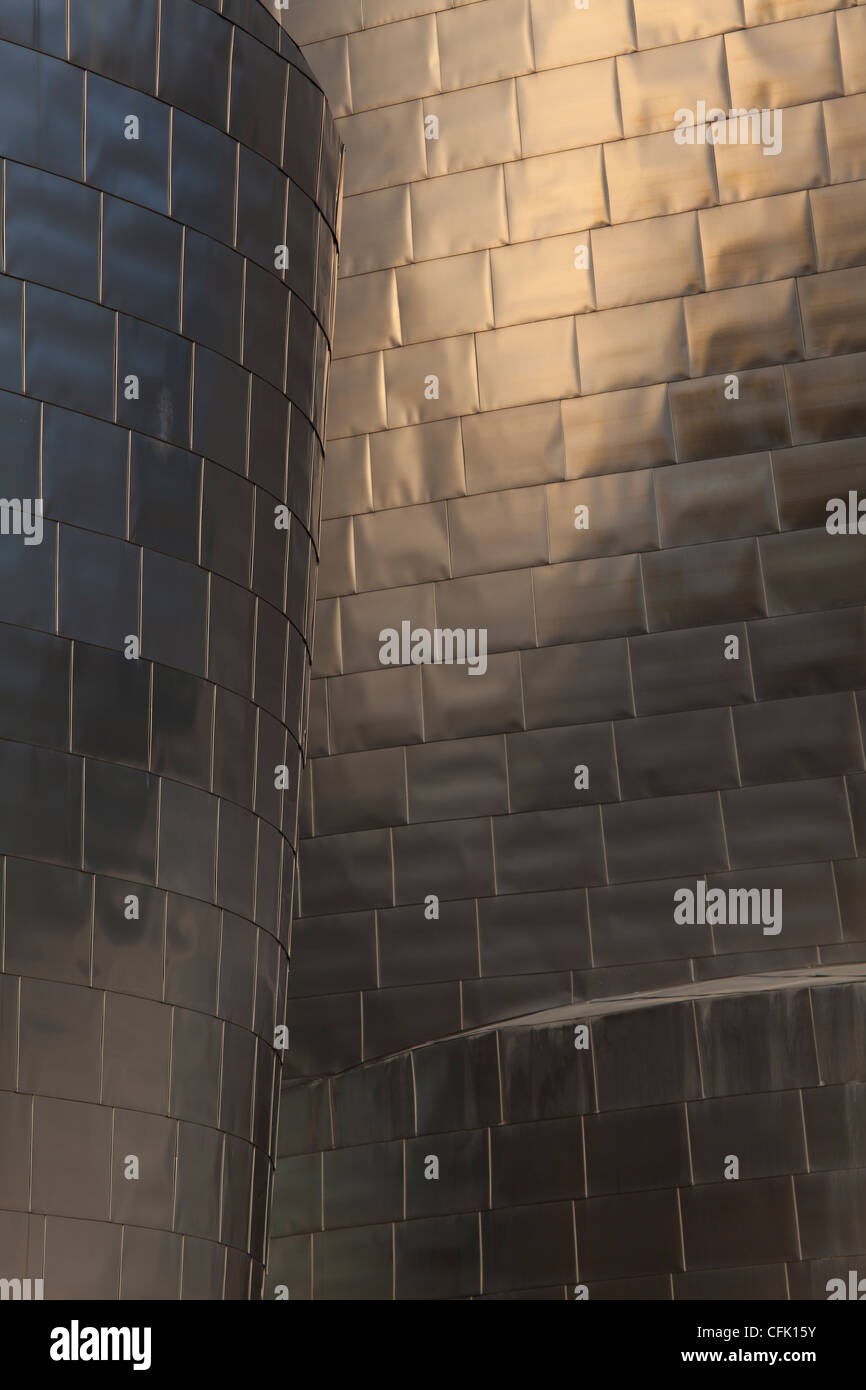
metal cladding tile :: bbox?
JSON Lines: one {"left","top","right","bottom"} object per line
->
{"left": 588, "top": 876, "right": 714, "bottom": 967}
{"left": 413, "top": 1032, "right": 502, "bottom": 1136}
{"left": 396, "top": 1212, "right": 482, "bottom": 1300}
{"left": 299, "top": 826, "right": 394, "bottom": 915}
{"left": 0, "top": 742, "right": 82, "bottom": 870}
{"left": 714, "top": 102, "right": 829, "bottom": 206}
{"left": 323, "top": 1139, "right": 403, "bottom": 1230}
{"left": 284, "top": 993, "right": 363, "bottom": 1081}
{"left": 575, "top": 1187, "right": 683, "bottom": 1281}
{"left": 680, "top": 1177, "right": 800, "bottom": 1270}
{"left": 393, "top": 816, "right": 494, "bottom": 903}
{"left": 786, "top": 349, "right": 866, "bottom": 444}
{"left": 31, "top": 1096, "right": 112, "bottom": 1221}
{"left": 0, "top": 624, "right": 69, "bottom": 751}
{"left": 810, "top": 982, "right": 866, "bottom": 1084}
{"left": 695, "top": 987, "right": 819, "bottom": 1096}
{"left": 44, "top": 1217, "right": 122, "bottom": 1301}
{"left": 707, "top": 861, "right": 842, "bottom": 952}
{"left": 437, "top": 0, "right": 533, "bottom": 92}
{"left": 396, "top": 250, "right": 494, "bottom": 344}
{"left": 655, "top": 452, "right": 777, "bottom": 547}
{"left": 307, "top": 1062, "right": 395, "bottom": 1166}
{"left": 481, "top": 1201, "right": 576, "bottom": 1294}
{"left": 288, "top": 910, "right": 378, "bottom": 996}
{"left": 505, "top": 722, "right": 618, "bottom": 812}
{"left": 504, "top": 145, "right": 609, "bottom": 244}
{"left": 492, "top": 1115, "right": 584, "bottom": 1208}
{"left": 492, "top": 805, "right": 606, "bottom": 895}
{"left": 811, "top": 180, "right": 866, "bottom": 273}
{"left": 546, "top": 470, "right": 659, "bottom": 565}
{"left": 490, "top": 232, "right": 594, "bottom": 328}
{"left": 795, "top": 1168, "right": 866, "bottom": 1259}
{"left": 602, "top": 790, "right": 728, "bottom": 885}
{"left": 628, "top": 621, "right": 751, "bottom": 718}
{"left": 479, "top": 887, "right": 591, "bottom": 977}
{"left": 748, "top": 607, "right": 866, "bottom": 699}
{"left": 5, "top": 43, "right": 85, "bottom": 175}
{"left": 435, "top": 569, "right": 537, "bottom": 657}
{"left": 339, "top": 184, "right": 413, "bottom": 276}
{"left": 371, "top": 417, "right": 466, "bottom": 509}
{"left": 722, "top": 776, "right": 855, "bottom": 868}
{"left": 448, "top": 486, "right": 548, "bottom": 579}
{"left": 669, "top": 367, "right": 792, "bottom": 463}
{"left": 685, "top": 278, "right": 804, "bottom": 377}
{"left": 5, "top": 162, "right": 99, "bottom": 301}
{"left": 633, "top": 0, "right": 745, "bottom": 49}
{"left": 338, "top": 581, "right": 435, "bottom": 675}
{"left": 312, "top": 745, "right": 407, "bottom": 835}
{"left": 803, "top": 1083, "right": 866, "bottom": 1171}
{"left": 532, "top": 553, "right": 647, "bottom": 646}
{"left": 313, "top": 1222, "right": 394, "bottom": 1300}
{"left": 406, "top": 735, "right": 509, "bottom": 822}
{"left": 516, "top": 59, "right": 621, "bottom": 159}
{"left": 761, "top": 527, "right": 866, "bottom": 615}
{"left": 643, "top": 536, "right": 765, "bottom": 632}
{"left": 732, "top": 690, "right": 864, "bottom": 785}
{"left": 799, "top": 265, "right": 866, "bottom": 357}
{"left": 603, "top": 127, "right": 717, "bottom": 225}
{"left": 327, "top": 666, "right": 424, "bottom": 754}
{"left": 584, "top": 1104, "right": 691, "bottom": 1197}
{"left": 726, "top": 12, "right": 843, "bottom": 110}
{"left": 322, "top": 435, "right": 373, "bottom": 519}
{"left": 592, "top": 1000, "right": 702, "bottom": 1110}
{"left": 425, "top": 78, "right": 521, "bottom": 176}
{"left": 824, "top": 93, "right": 866, "bottom": 184}
{"left": 617, "top": 35, "right": 729, "bottom": 139}
{"left": 590, "top": 210, "right": 703, "bottom": 311}
{"left": 420, "top": 653, "right": 525, "bottom": 742}
{"left": 521, "top": 637, "right": 634, "bottom": 729}
{"left": 405, "top": 1131, "right": 489, "bottom": 1221}
{"left": 531, "top": 0, "right": 636, "bottom": 69}
{"left": 687, "top": 1089, "right": 807, "bottom": 1184}
{"left": 614, "top": 705, "right": 739, "bottom": 801}
{"left": 476, "top": 316, "right": 580, "bottom": 413}
{"left": 772, "top": 436, "right": 866, "bottom": 529}
{"left": 576, "top": 297, "right": 688, "bottom": 397}
{"left": 699, "top": 191, "right": 815, "bottom": 292}
{"left": 562, "top": 383, "right": 675, "bottom": 479}
{"left": 378, "top": 898, "right": 479, "bottom": 987}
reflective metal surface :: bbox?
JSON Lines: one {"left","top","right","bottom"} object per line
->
{"left": 0, "top": 0, "right": 340, "bottom": 1299}
{"left": 274, "top": 0, "right": 866, "bottom": 1298}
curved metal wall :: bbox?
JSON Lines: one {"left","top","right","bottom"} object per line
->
{"left": 274, "top": 0, "right": 866, "bottom": 1298}
{"left": 0, "top": 0, "right": 341, "bottom": 1299}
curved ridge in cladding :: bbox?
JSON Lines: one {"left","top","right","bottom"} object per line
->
{"left": 0, "top": 0, "right": 341, "bottom": 1298}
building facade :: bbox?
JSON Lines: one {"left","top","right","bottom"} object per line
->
{"left": 271, "top": 0, "right": 866, "bottom": 1298}
{"left": 0, "top": 0, "right": 340, "bottom": 1298}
